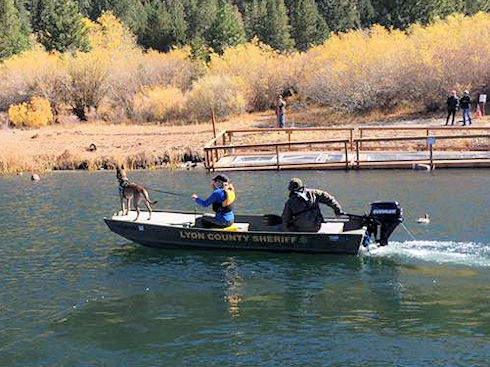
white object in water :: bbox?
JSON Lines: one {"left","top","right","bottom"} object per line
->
{"left": 417, "top": 213, "right": 430, "bottom": 224}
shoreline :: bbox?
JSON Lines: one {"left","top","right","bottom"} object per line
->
{"left": 1, "top": 112, "right": 488, "bottom": 176}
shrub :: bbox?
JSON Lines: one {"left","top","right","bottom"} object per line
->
{"left": 300, "top": 13, "right": 490, "bottom": 113}
{"left": 185, "top": 75, "right": 247, "bottom": 121}
{"left": 208, "top": 41, "right": 297, "bottom": 110}
{"left": 8, "top": 97, "right": 53, "bottom": 127}
{"left": 0, "top": 45, "right": 67, "bottom": 111}
{"left": 107, "top": 48, "right": 202, "bottom": 120}
{"left": 134, "top": 86, "right": 186, "bottom": 122}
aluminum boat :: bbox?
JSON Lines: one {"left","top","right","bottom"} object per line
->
{"left": 104, "top": 201, "right": 403, "bottom": 255}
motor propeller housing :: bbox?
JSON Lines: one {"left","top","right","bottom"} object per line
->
{"left": 365, "top": 201, "right": 403, "bottom": 246}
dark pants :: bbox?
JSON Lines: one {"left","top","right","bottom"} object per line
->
{"left": 197, "top": 215, "right": 233, "bottom": 228}
{"left": 445, "top": 110, "right": 456, "bottom": 125}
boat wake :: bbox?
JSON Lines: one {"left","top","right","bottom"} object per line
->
{"left": 361, "top": 240, "right": 490, "bottom": 267}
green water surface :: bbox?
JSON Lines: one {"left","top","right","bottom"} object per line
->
{"left": 0, "top": 169, "right": 489, "bottom": 366}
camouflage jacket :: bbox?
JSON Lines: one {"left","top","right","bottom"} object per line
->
{"left": 281, "top": 188, "right": 343, "bottom": 232}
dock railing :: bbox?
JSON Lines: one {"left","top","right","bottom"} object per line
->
{"left": 205, "top": 138, "right": 351, "bottom": 170}
{"left": 353, "top": 133, "right": 490, "bottom": 169}
{"left": 204, "top": 126, "right": 490, "bottom": 170}
{"left": 358, "top": 126, "right": 490, "bottom": 149}
{"left": 204, "top": 127, "right": 355, "bottom": 169}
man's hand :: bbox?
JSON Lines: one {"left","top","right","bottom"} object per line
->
{"left": 335, "top": 209, "right": 346, "bottom": 216}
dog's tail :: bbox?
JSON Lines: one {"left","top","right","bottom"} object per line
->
{"left": 144, "top": 189, "right": 158, "bottom": 205}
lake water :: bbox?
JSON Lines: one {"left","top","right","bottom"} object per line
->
{"left": 0, "top": 169, "right": 489, "bottom": 366}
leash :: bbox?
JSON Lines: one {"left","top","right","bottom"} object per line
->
{"left": 146, "top": 187, "right": 188, "bottom": 197}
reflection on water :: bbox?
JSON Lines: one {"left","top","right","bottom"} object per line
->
{"left": 0, "top": 170, "right": 489, "bottom": 366}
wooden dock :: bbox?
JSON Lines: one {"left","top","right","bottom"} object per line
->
{"left": 204, "top": 126, "right": 490, "bottom": 171}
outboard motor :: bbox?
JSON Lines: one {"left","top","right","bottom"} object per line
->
{"left": 365, "top": 201, "right": 403, "bottom": 246}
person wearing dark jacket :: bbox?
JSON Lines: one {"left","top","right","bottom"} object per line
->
{"left": 445, "top": 90, "right": 459, "bottom": 126}
{"left": 460, "top": 90, "right": 472, "bottom": 126}
{"left": 281, "top": 178, "right": 344, "bottom": 232}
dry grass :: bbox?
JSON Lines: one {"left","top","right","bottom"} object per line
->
{"left": 0, "top": 109, "right": 488, "bottom": 175}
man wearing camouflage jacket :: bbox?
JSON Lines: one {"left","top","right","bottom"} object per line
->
{"left": 281, "top": 178, "right": 345, "bottom": 232}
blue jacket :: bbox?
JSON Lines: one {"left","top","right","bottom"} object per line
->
{"left": 195, "top": 188, "right": 234, "bottom": 223}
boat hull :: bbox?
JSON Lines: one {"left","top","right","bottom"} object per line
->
{"left": 104, "top": 211, "right": 366, "bottom": 255}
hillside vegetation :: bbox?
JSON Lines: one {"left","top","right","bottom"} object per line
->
{"left": 1, "top": 11, "right": 489, "bottom": 126}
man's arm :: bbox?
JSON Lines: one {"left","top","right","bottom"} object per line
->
{"left": 312, "top": 189, "right": 344, "bottom": 215}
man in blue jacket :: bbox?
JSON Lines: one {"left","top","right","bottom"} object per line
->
{"left": 192, "top": 174, "right": 235, "bottom": 228}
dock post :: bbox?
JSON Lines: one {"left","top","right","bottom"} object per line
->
{"left": 209, "top": 149, "right": 214, "bottom": 169}
{"left": 359, "top": 129, "right": 363, "bottom": 150}
{"left": 275, "top": 145, "right": 280, "bottom": 170}
{"left": 228, "top": 132, "right": 234, "bottom": 154}
{"left": 344, "top": 142, "right": 349, "bottom": 170}
{"left": 350, "top": 129, "right": 353, "bottom": 151}
{"left": 355, "top": 141, "right": 360, "bottom": 169}
{"left": 429, "top": 143, "right": 434, "bottom": 170}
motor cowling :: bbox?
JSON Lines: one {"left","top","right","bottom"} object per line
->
{"left": 366, "top": 201, "right": 403, "bottom": 246}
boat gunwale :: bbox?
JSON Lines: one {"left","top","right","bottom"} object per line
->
{"left": 103, "top": 211, "right": 367, "bottom": 236}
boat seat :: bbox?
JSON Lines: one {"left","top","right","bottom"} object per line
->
{"left": 318, "top": 222, "right": 344, "bottom": 234}
{"left": 214, "top": 223, "right": 250, "bottom": 232}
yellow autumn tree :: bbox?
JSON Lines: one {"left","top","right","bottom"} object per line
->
{"left": 208, "top": 40, "right": 297, "bottom": 110}
{"left": 134, "top": 86, "right": 186, "bottom": 122}
{"left": 8, "top": 97, "right": 53, "bottom": 127}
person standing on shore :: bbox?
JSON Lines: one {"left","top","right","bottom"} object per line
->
{"left": 275, "top": 94, "right": 286, "bottom": 128}
{"left": 445, "top": 90, "right": 459, "bottom": 126}
{"left": 460, "top": 90, "right": 472, "bottom": 126}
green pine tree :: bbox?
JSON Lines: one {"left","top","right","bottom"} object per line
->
{"left": 14, "top": 0, "right": 32, "bottom": 36}
{"left": 79, "top": 0, "right": 147, "bottom": 35}
{"left": 465, "top": 0, "right": 490, "bottom": 13}
{"left": 73, "top": 0, "right": 91, "bottom": 16}
{"left": 28, "top": 0, "right": 44, "bottom": 31}
{"left": 37, "top": 0, "right": 89, "bottom": 52}
{"left": 262, "top": 0, "right": 294, "bottom": 51}
{"left": 244, "top": 0, "right": 266, "bottom": 39}
{"left": 168, "top": 0, "right": 188, "bottom": 46}
{"left": 190, "top": 35, "right": 211, "bottom": 62}
{"left": 0, "top": 0, "right": 31, "bottom": 59}
{"left": 205, "top": 0, "right": 245, "bottom": 54}
{"left": 291, "top": 0, "right": 329, "bottom": 51}
{"left": 357, "top": 0, "right": 376, "bottom": 27}
{"left": 317, "top": 0, "right": 362, "bottom": 32}
{"left": 141, "top": 1, "right": 173, "bottom": 51}
{"left": 370, "top": 0, "right": 466, "bottom": 29}
{"left": 185, "top": 0, "right": 218, "bottom": 40}
{"left": 141, "top": 0, "right": 188, "bottom": 51}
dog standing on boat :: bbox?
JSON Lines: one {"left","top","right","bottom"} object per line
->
{"left": 116, "top": 165, "right": 158, "bottom": 221}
